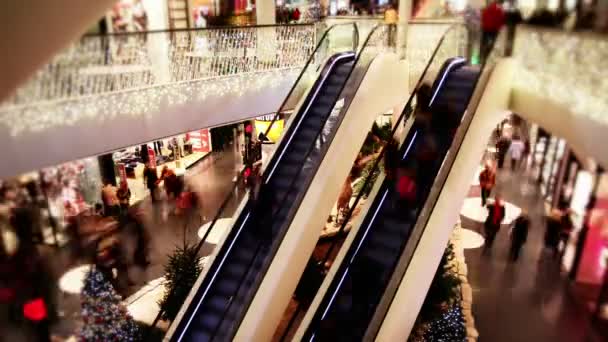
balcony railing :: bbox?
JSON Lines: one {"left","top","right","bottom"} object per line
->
{"left": 0, "top": 22, "right": 465, "bottom": 138}
{"left": 1, "top": 24, "right": 316, "bottom": 107}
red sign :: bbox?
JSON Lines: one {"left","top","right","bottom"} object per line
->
{"left": 148, "top": 146, "right": 157, "bottom": 168}
{"left": 117, "top": 163, "right": 127, "bottom": 185}
{"left": 186, "top": 129, "right": 212, "bottom": 153}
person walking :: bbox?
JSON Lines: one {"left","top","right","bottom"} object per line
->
{"left": 481, "top": 0, "right": 505, "bottom": 62}
{"left": 143, "top": 162, "right": 159, "bottom": 203}
{"left": 101, "top": 180, "right": 120, "bottom": 217}
{"left": 510, "top": 211, "right": 530, "bottom": 261}
{"left": 484, "top": 196, "right": 505, "bottom": 253}
{"left": 495, "top": 135, "right": 511, "bottom": 169}
{"left": 116, "top": 182, "right": 131, "bottom": 216}
{"left": 544, "top": 209, "right": 562, "bottom": 257}
{"left": 479, "top": 161, "right": 496, "bottom": 206}
{"left": 508, "top": 135, "right": 525, "bottom": 171}
{"left": 384, "top": 4, "right": 398, "bottom": 48}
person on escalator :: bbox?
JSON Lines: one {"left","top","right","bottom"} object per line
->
{"left": 246, "top": 162, "right": 273, "bottom": 243}
{"left": 384, "top": 137, "right": 400, "bottom": 188}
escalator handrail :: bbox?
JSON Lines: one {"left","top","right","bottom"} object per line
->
{"left": 206, "top": 22, "right": 387, "bottom": 338}
{"left": 275, "top": 23, "right": 390, "bottom": 341}
{"left": 317, "top": 24, "right": 460, "bottom": 275}
{"left": 153, "top": 22, "right": 357, "bottom": 333}
{"left": 301, "top": 23, "right": 463, "bottom": 337}
{"left": 205, "top": 51, "right": 356, "bottom": 341}
{"left": 369, "top": 34, "right": 505, "bottom": 340}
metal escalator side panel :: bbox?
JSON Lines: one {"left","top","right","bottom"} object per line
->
{"left": 300, "top": 60, "right": 481, "bottom": 341}
{"left": 169, "top": 53, "right": 356, "bottom": 342}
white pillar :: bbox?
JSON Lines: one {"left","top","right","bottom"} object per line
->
{"left": 143, "top": 0, "right": 171, "bottom": 83}
{"left": 396, "top": 0, "right": 412, "bottom": 59}
{"left": 256, "top": 0, "right": 277, "bottom": 64}
{"left": 256, "top": 0, "right": 276, "bottom": 25}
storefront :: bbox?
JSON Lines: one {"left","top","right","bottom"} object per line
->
{"left": 112, "top": 129, "right": 212, "bottom": 203}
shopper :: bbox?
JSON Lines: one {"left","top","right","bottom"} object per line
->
{"left": 161, "top": 166, "right": 182, "bottom": 199}
{"left": 384, "top": 137, "right": 400, "bottom": 189}
{"left": 479, "top": 161, "right": 496, "bottom": 206}
{"left": 101, "top": 180, "right": 120, "bottom": 217}
{"left": 508, "top": 135, "right": 525, "bottom": 171}
{"left": 484, "top": 196, "right": 505, "bottom": 252}
{"left": 481, "top": 0, "right": 505, "bottom": 62}
{"left": 143, "top": 162, "right": 159, "bottom": 203}
{"left": 116, "top": 182, "right": 131, "bottom": 215}
{"left": 495, "top": 135, "right": 511, "bottom": 169}
{"left": 510, "top": 211, "right": 530, "bottom": 261}
{"left": 544, "top": 209, "right": 562, "bottom": 257}
{"left": 9, "top": 208, "right": 57, "bottom": 341}
{"left": 504, "top": 5, "right": 523, "bottom": 56}
{"left": 384, "top": 4, "right": 398, "bottom": 48}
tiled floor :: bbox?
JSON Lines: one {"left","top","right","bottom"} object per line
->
{"left": 462, "top": 168, "right": 604, "bottom": 342}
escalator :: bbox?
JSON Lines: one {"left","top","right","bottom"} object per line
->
{"left": 299, "top": 57, "right": 482, "bottom": 341}
{"left": 166, "top": 27, "right": 360, "bottom": 340}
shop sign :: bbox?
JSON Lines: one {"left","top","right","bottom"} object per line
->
{"left": 148, "top": 146, "right": 157, "bottom": 168}
{"left": 187, "top": 129, "right": 212, "bottom": 153}
{"left": 117, "top": 163, "right": 127, "bottom": 185}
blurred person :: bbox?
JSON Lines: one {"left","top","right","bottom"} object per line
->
{"left": 481, "top": 0, "right": 505, "bottom": 62}
{"left": 143, "top": 162, "right": 159, "bottom": 203}
{"left": 246, "top": 161, "right": 273, "bottom": 242}
{"left": 510, "top": 210, "right": 530, "bottom": 261}
{"left": 508, "top": 135, "right": 525, "bottom": 171}
{"left": 8, "top": 208, "right": 57, "bottom": 341}
{"left": 484, "top": 196, "right": 505, "bottom": 252}
{"left": 101, "top": 180, "right": 120, "bottom": 217}
{"left": 292, "top": 7, "right": 301, "bottom": 22}
{"left": 559, "top": 208, "right": 574, "bottom": 256}
{"left": 495, "top": 135, "right": 511, "bottom": 169}
{"left": 384, "top": 4, "right": 398, "bottom": 47}
{"left": 116, "top": 182, "right": 131, "bottom": 215}
{"left": 504, "top": 3, "right": 522, "bottom": 55}
{"left": 544, "top": 209, "right": 562, "bottom": 257}
{"left": 161, "top": 166, "right": 182, "bottom": 199}
{"left": 384, "top": 137, "right": 400, "bottom": 190}
{"left": 479, "top": 161, "right": 496, "bottom": 206}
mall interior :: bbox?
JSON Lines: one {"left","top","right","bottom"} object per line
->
{"left": 1, "top": 0, "right": 608, "bottom": 341}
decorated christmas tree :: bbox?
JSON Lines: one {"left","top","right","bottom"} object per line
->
{"left": 78, "top": 267, "right": 139, "bottom": 341}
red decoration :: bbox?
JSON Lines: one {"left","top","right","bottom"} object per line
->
{"left": 245, "top": 124, "right": 253, "bottom": 134}
{"left": 186, "top": 129, "right": 212, "bottom": 153}
{"left": 23, "top": 298, "right": 47, "bottom": 322}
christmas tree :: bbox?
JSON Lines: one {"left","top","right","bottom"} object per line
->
{"left": 78, "top": 267, "right": 139, "bottom": 341}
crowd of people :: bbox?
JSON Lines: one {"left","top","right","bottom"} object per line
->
{"left": 476, "top": 122, "right": 574, "bottom": 263}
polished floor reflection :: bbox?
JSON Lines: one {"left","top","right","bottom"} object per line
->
{"left": 462, "top": 169, "right": 604, "bottom": 342}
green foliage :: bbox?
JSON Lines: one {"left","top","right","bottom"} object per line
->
{"left": 353, "top": 159, "right": 384, "bottom": 198}
{"left": 158, "top": 243, "right": 202, "bottom": 321}
{"left": 360, "top": 122, "right": 392, "bottom": 156}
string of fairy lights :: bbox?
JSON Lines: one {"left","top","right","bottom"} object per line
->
{"left": 0, "top": 23, "right": 467, "bottom": 137}
{"left": 2, "top": 25, "right": 316, "bottom": 107}
{"left": 512, "top": 26, "right": 608, "bottom": 126}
